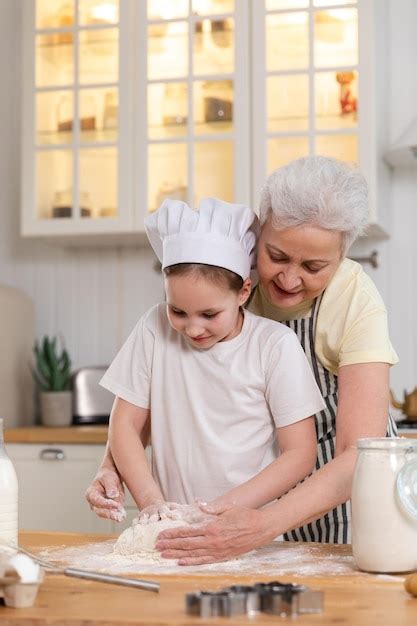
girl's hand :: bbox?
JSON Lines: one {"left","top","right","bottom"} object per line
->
{"left": 135, "top": 501, "right": 182, "bottom": 524}
{"left": 85, "top": 466, "right": 126, "bottom": 522}
{"left": 136, "top": 501, "right": 215, "bottom": 526}
{"left": 155, "top": 503, "right": 271, "bottom": 565}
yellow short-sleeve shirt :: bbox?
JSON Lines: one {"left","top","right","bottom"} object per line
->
{"left": 248, "top": 258, "right": 398, "bottom": 376}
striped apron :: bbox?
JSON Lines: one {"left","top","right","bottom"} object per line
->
{"left": 282, "top": 294, "right": 398, "bottom": 544}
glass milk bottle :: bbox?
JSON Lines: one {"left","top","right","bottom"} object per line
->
{"left": 351, "top": 438, "right": 417, "bottom": 573}
{"left": 0, "top": 418, "right": 18, "bottom": 550}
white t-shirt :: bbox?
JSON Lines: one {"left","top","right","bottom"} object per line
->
{"left": 100, "top": 304, "right": 325, "bottom": 504}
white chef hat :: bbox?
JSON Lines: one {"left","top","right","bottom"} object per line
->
{"left": 145, "top": 197, "right": 259, "bottom": 280}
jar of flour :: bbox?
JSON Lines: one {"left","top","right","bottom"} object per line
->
{"left": 352, "top": 438, "right": 417, "bottom": 573}
{"left": 0, "top": 418, "right": 18, "bottom": 551}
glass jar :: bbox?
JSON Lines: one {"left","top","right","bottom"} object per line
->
{"left": 351, "top": 438, "right": 417, "bottom": 573}
{"left": 0, "top": 417, "right": 18, "bottom": 551}
{"left": 202, "top": 80, "right": 233, "bottom": 123}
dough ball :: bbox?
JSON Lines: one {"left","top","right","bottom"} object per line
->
{"left": 114, "top": 518, "right": 186, "bottom": 556}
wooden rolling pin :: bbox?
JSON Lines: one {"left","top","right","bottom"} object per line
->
{"left": 405, "top": 573, "right": 417, "bottom": 597}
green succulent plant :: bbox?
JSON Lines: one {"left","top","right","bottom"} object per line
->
{"left": 33, "top": 335, "right": 72, "bottom": 392}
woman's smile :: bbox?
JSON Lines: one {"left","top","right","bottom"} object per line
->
{"left": 257, "top": 219, "right": 343, "bottom": 309}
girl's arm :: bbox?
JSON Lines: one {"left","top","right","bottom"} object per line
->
{"left": 155, "top": 362, "right": 390, "bottom": 564}
{"left": 210, "top": 416, "right": 317, "bottom": 510}
{"left": 109, "top": 397, "right": 164, "bottom": 510}
{"left": 85, "top": 411, "right": 153, "bottom": 519}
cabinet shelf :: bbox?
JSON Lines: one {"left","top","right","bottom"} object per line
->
{"left": 37, "top": 129, "right": 118, "bottom": 145}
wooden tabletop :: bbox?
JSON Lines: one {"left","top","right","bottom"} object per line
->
{"left": 4, "top": 426, "right": 108, "bottom": 444}
{"left": 0, "top": 531, "right": 415, "bottom": 625}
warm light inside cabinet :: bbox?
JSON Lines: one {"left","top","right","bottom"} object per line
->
{"left": 34, "top": 0, "right": 120, "bottom": 222}
{"left": 266, "top": 0, "right": 358, "bottom": 172}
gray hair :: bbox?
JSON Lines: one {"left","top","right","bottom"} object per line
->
{"left": 259, "top": 155, "right": 369, "bottom": 253}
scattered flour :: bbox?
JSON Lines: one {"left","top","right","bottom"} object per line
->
{"left": 35, "top": 540, "right": 406, "bottom": 581}
{"left": 113, "top": 518, "right": 187, "bottom": 563}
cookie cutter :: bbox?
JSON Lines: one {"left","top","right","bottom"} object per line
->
{"left": 185, "top": 580, "right": 323, "bottom": 618}
{"left": 259, "top": 581, "right": 323, "bottom": 617}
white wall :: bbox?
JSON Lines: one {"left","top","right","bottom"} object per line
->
{"left": 1, "top": 1, "right": 416, "bottom": 424}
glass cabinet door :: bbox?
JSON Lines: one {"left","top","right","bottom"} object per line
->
{"left": 22, "top": 0, "right": 132, "bottom": 235}
{"left": 140, "top": 0, "right": 250, "bottom": 220}
{"left": 252, "top": 0, "right": 359, "bottom": 200}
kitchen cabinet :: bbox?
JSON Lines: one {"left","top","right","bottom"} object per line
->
{"left": 251, "top": 0, "right": 390, "bottom": 238}
{"left": 21, "top": 0, "right": 250, "bottom": 243}
{"left": 6, "top": 439, "right": 143, "bottom": 535}
{"left": 7, "top": 443, "right": 114, "bottom": 534}
{"left": 21, "top": 0, "right": 389, "bottom": 243}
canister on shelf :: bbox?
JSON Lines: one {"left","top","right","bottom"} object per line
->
{"left": 202, "top": 80, "right": 233, "bottom": 123}
{"left": 52, "top": 190, "right": 92, "bottom": 218}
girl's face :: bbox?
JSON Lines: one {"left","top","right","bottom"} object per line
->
{"left": 257, "top": 217, "right": 343, "bottom": 309}
{"left": 164, "top": 273, "right": 251, "bottom": 350}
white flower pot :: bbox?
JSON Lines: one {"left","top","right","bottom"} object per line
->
{"left": 40, "top": 391, "right": 73, "bottom": 427}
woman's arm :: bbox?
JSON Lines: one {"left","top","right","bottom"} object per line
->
{"left": 210, "top": 416, "right": 317, "bottom": 510}
{"left": 109, "top": 397, "right": 164, "bottom": 510}
{"left": 155, "top": 362, "right": 390, "bottom": 564}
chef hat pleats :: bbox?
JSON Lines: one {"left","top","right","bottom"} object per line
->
{"left": 145, "top": 197, "right": 259, "bottom": 280}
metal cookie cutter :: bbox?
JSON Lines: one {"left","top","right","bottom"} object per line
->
{"left": 185, "top": 580, "right": 323, "bottom": 618}
{"left": 260, "top": 581, "right": 324, "bottom": 617}
{"left": 186, "top": 591, "right": 231, "bottom": 618}
{"left": 186, "top": 587, "right": 256, "bottom": 618}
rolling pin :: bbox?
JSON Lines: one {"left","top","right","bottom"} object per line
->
{"left": 405, "top": 573, "right": 417, "bottom": 597}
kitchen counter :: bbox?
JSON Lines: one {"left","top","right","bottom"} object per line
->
{"left": 5, "top": 426, "right": 417, "bottom": 445}
{"left": 4, "top": 426, "right": 108, "bottom": 444}
{"left": 0, "top": 531, "right": 415, "bottom": 625}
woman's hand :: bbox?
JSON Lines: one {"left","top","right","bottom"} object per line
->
{"left": 155, "top": 503, "right": 273, "bottom": 565}
{"left": 85, "top": 466, "right": 126, "bottom": 522}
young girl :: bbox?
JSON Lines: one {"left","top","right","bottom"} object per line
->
{"left": 100, "top": 197, "right": 325, "bottom": 522}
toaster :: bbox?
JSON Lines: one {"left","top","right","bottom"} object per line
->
{"left": 72, "top": 367, "right": 114, "bottom": 425}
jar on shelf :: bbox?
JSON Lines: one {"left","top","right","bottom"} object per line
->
{"left": 103, "top": 91, "right": 118, "bottom": 130}
{"left": 351, "top": 437, "right": 417, "bottom": 573}
{"left": 202, "top": 80, "right": 233, "bottom": 123}
{"left": 163, "top": 84, "right": 187, "bottom": 127}
{"left": 52, "top": 190, "right": 92, "bottom": 218}
{"left": 56, "top": 94, "right": 72, "bottom": 132}
{"left": 55, "top": 3, "right": 74, "bottom": 45}
{"left": 80, "top": 94, "right": 96, "bottom": 132}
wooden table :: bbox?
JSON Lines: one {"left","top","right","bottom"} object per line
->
{"left": 0, "top": 532, "right": 415, "bottom": 625}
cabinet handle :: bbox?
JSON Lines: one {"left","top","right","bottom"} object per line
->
{"left": 39, "top": 448, "right": 66, "bottom": 461}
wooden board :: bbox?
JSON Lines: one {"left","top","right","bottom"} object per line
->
{"left": 0, "top": 531, "right": 415, "bottom": 625}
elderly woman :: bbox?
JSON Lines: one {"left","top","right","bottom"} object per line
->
{"left": 86, "top": 156, "right": 397, "bottom": 563}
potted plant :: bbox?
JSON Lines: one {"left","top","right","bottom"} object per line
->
{"left": 33, "top": 336, "right": 72, "bottom": 427}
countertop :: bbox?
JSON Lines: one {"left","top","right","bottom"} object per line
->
{"left": 4, "top": 426, "right": 108, "bottom": 444}
{"left": 4, "top": 425, "right": 417, "bottom": 445}
{"left": 0, "top": 531, "right": 415, "bottom": 625}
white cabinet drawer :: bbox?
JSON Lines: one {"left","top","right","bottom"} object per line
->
{"left": 7, "top": 443, "right": 112, "bottom": 535}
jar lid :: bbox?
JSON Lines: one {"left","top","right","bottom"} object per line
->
{"left": 357, "top": 437, "right": 417, "bottom": 452}
{"left": 397, "top": 460, "right": 417, "bottom": 519}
